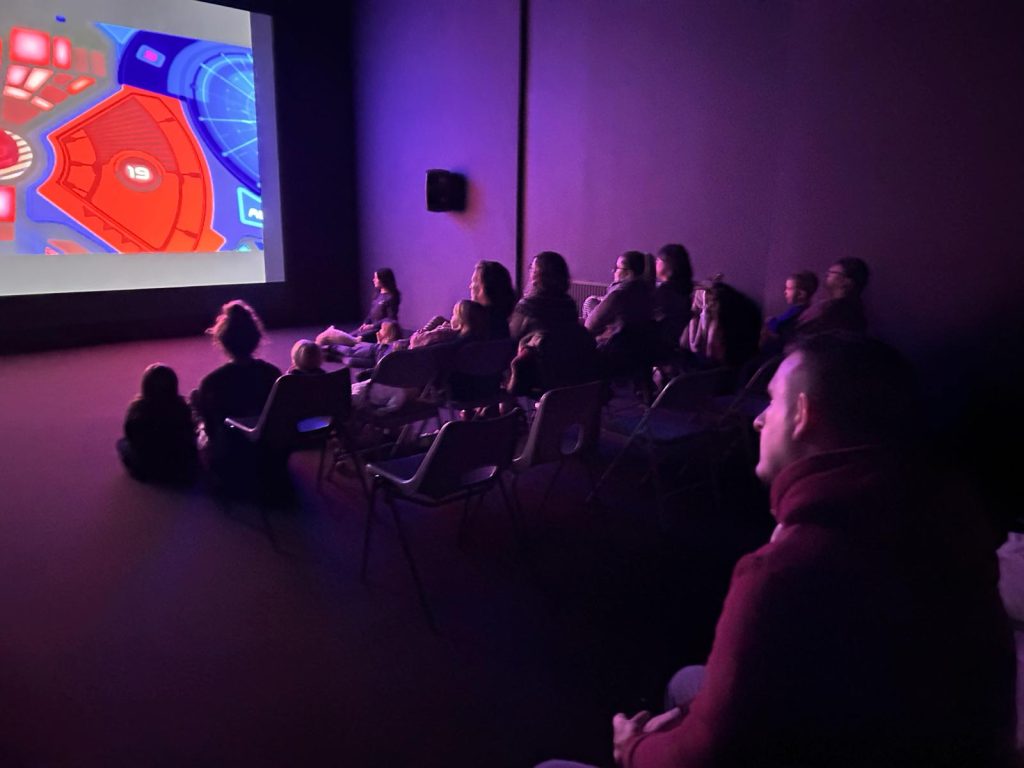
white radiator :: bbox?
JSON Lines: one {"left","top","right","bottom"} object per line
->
{"left": 568, "top": 280, "right": 607, "bottom": 314}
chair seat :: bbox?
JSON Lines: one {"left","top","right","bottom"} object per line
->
{"left": 607, "top": 411, "right": 713, "bottom": 443}
{"left": 368, "top": 452, "right": 500, "bottom": 505}
{"left": 297, "top": 416, "right": 332, "bottom": 433}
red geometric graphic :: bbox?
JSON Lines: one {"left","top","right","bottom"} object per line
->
{"left": 39, "top": 85, "right": 225, "bottom": 253}
{"left": 0, "top": 186, "right": 14, "bottom": 221}
{"left": 53, "top": 37, "right": 72, "bottom": 69}
{"left": 10, "top": 28, "right": 50, "bottom": 65}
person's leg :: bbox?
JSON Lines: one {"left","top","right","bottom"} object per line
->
{"left": 664, "top": 664, "right": 706, "bottom": 711}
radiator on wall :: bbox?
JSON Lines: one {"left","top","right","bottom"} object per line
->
{"left": 568, "top": 280, "right": 607, "bottom": 314}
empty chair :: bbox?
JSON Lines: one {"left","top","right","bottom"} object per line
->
{"left": 510, "top": 380, "right": 604, "bottom": 519}
{"left": 224, "top": 368, "right": 353, "bottom": 501}
{"left": 361, "top": 411, "right": 521, "bottom": 629}
{"left": 441, "top": 337, "right": 517, "bottom": 418}
{"left": 589, "top": 368, "right": 725, "bottom": 522}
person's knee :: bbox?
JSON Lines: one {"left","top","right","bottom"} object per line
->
{"left": 665, "top": 664, "right": 706, "bottom": 711}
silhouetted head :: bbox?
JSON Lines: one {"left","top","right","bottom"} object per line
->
{"left": 656, "top": 243, "right": 694, "bottom": 295}
{"left": 826, "top": 257, "right": 869, "bottom": 299}
{"left": 530, "top": 251, "right": 570, "bottom": 296}
{"left": 377, "top": 321, "right": 400, "bottom": 344}
{"left": 451, "top": 299, "right": 488, "bottom": 339}
{"left": 207, "top": 300, "right": 266, "bottom": 360}
{"left": 614, "top": 251, "right": 647, "bottom": 282}
{"left": 374, "top": 267, "right": 399, "bottom": 295}
{"left": 785, "top": 270, "right": 819, "bottom": 306}
{"left": 140, "top": 363, "right": 180, "bottom": 402}
{"left": 290, "top": 339, "right": 322, "bottom": 373}
{"left": 470, "top": 261, "right": 516, "bottom": 318}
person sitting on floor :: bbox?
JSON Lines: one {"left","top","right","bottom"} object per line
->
{"left": 316, "top": 267, "right": 402, "bottom": 347}
{"left": 117, "top": 363, "right": 198, "bottom": 485}
{"left": 287, "top": 339, "right": 325, "bottom": 375}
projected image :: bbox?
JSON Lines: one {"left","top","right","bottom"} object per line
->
{"left": 0, "top": 19, "right": 265, "bottom": 257}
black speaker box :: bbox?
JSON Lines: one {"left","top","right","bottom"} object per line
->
{"left": 426, "top": 169, "right": 467, "bottom": 212}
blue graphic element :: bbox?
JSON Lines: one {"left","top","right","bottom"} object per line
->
{"left": 56, "top": 15, "right": 66, "bottom": 23}
{"left": 136, "top": 45, "right": 166, "bottom": 68}
{"left": 236, "top": 187, "right": 263, "bottom": 228}
{"left": 97, "top": 22, "right": 137, "bottom": 47}
{"left": 189, "top": 50, "right": 260, "bottom": 193}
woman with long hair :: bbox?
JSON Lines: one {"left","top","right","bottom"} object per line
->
{"left": 316, "top": 267, "right": 401, "bottom": 347}
{"left": 469, "top": 260, "right": 516, "bottom": 339}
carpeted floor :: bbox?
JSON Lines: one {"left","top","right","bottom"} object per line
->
{"left": 0, "top": 328, "right": 775, "bottom": 767}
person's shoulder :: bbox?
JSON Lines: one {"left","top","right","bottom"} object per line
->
{"left": 254, "top": 358, "right": 283, "bottom": 376}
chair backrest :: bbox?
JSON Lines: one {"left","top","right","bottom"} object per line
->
{"left": 516, "top": 381, "right": 603, "bottom": 469}
{"left": 370, "top": 345, "right": 440, "bottom": 391}
{"left": 452, "top": 338, "right": 517, "bottom": 377}
{"left": 251, "top": 368, "right": 352, "bottom": 449}
{"left": 407, "top": 411, "right": 521, "bottom": 499}
{"left": 651, "top": 368, "right": 723, "bottom": 415}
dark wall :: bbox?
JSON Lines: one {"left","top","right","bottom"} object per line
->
{"left": 0, "top": 0, "right": 360, "bottom": 353}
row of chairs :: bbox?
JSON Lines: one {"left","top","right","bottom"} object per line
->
{"left": 224, "top": 353, "right": 779, "bottom": 627}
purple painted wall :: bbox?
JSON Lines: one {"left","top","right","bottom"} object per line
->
{"left": 763, "top": 0, "right": 1023, "bottom": 377}
{"left": 524, "top": 1, "right": 790, "bottom": 301}
{"left": 354, "top": 0, "right": 1023, "bottom": 388}
{"left": 353, "top": 0, "right": 520, "bottom": 330}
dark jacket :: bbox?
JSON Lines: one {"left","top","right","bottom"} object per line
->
{"left": 623, "top": 447, "right": 1016, "bottom": 768}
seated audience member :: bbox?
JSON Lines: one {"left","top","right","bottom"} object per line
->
{"left": 327, "top": 320, "right": 403, "bottom": 369}
{"left": 507, "top": 251, "right": 596, "bottom": 395}
{"left": 539, "top": 333, "right": 1016, "bottom": 768}
{"left": 510, "top": 251, "right": 579, "bottom": 339}
{"left": 652, "top": 244, "right": 694, "bottom": 355}
{"left": 350, "top": 302, "right": 488, "bottom": 413}
{"left": 470, "top": 260, "right": 517, "bottom": 340}
{"left": 585, "top": 250, "right": 656, "bottom": 373}
{"left": 794, "top": 256, "right": 869, "bottom": 337}
{"left": 117, "top": 363, "right": 197, "bottom": 485}
{"left": 684, "top": 278, "right": 761, "bottom": 373}
{"left": 316, "top": 267, "right": 401, "bottom": 346}
{"left": 194, "top": 300, "right": 282, "bottom": 450}
{"left": 410, "top": 299, "right": 488, "bottom": 348}
{"left": 287, "top": 339, "right": 325, "bottom": 375}
{"left": 760, "top": 270, "right": 818, "bottom": 354}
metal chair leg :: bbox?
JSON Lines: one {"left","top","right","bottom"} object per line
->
{"left": 537, "top": 458, "right": 565, "bottom": 517}
{"left": 360, "top": 480, "right": 380, "bottom": 583}
{"left": 390, "top": 497, "right": 436, "bottom": 631}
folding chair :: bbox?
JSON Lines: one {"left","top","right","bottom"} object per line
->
{"left": 510, "top": 380, "right": 604, "bottom": 519}
{"left": 588, "top": 368, "right": 725, "bottom": 523}
{"left": 361, "top": 411, "right": 521, "bottom": 629}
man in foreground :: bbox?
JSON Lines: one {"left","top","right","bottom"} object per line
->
{"left": 543, "top": 333, "right": 1015, "bottom": 768}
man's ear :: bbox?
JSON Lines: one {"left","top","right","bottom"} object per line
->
{"left": 792, "top": 391, "right": 810, "bottom": 440}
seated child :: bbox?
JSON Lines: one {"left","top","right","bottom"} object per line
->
{"left": 287, "top": 339, "right": 325, "bottom": 375}
{"left": 329, "top": 320, "right": 404, "bottom": 368}
{"left": 350, "top": 301, "right": 487, "bottom": 413}
{"left": 117, "top": 363, "right": 198, "bottom": 484}
{"left": 761, "top": 270, "right": 818, "bottom": 353}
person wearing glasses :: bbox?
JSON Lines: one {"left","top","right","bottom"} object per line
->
{"left": 795, "top": 257, "right": 869, "bottom": 338}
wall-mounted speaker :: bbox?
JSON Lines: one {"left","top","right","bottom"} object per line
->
{"left": 426, "top": 169, "right": 467, "bottom": 212}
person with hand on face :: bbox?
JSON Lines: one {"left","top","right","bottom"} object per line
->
{"left": 538, "top": 333, "right": 1015, "bottom": 768}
